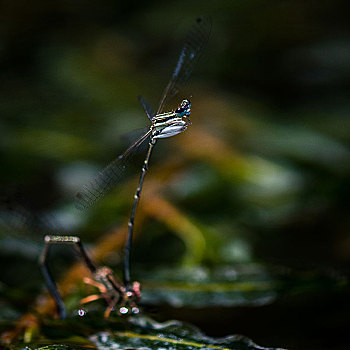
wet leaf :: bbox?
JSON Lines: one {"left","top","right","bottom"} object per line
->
{"left": 90, "top": 316, "right": 284, "bottom": 350}
{"left": 24, "top": 344, "right": 94, "bottom": 350}
{"left": 6, "top": 316, "right": 284, "bottom": 350}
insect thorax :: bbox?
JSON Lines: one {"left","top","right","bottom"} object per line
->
{"left": 151, "top": 99, "right": 191, "bottom": 139}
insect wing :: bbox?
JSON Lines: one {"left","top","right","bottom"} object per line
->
{"left": 138, "top": 95, "right": 155, "bottom": 121}
{"left": 75, "top": 130, "right": 152, "bottom": 210}
{"left": 157, "top": 17, "right": 211, "bottom": 115}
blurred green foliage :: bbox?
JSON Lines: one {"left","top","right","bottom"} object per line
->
{"left": 0, "top": 1, "right": 349, "bottom": 349}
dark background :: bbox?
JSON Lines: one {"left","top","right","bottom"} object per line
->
{"left": 1, "top": 1, "right": 349, "bottom": 349}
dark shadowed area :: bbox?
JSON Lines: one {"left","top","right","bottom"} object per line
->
{"left": 0, "top": 1, "right": 349, "bottom": 349}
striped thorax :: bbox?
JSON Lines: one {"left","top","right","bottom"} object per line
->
{"left": 151, "top": 99, "right": 191, "bottom": 139}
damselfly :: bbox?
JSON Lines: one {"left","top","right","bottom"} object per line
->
{"left": 0, "top": 196, "right": 140, "bottom": 318}
{"left": 76, "top": 18, "right": 211, "bottom": 289}
{"left": 40, "top": 234, "right": 141, "bottom": 318}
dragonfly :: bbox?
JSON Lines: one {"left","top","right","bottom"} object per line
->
{"left": 75, "top": 17, "right": 211, "bottom": 289}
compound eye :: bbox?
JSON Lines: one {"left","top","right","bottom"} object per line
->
{"left": 176, "top": 99, "right": 191, "bottom": 116}
{"left": 182, "top": 99, "right": 191, "bottom": 107}
{"left": 176, "top": 107, "right": 184, "bottom": 113}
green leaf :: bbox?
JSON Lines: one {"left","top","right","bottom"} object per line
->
{"left": 90, "top": 316, "right": 284, "bottom": 350}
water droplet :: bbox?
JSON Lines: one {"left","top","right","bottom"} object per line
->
{"left": 77, "top": 309, "right": 86, "bottom": 317}
{"left": 132, "top": 307, "right": 140, "bottom": 314}
{"left": 119, "top": 306, "right": 129, "bottom": 314}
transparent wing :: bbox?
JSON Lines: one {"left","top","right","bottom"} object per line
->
{"left": 157, "top": 17, "right": 211, "bottom": 114}
{"left": 0, "top": 201, "right": 42, "bottom": 248}
{"left": 138, "top": 95, "right": 155, "bottom": 121}
{"left": 75, "top": 129, "right": 152, "bottom": 210}
{"left": 122, "top": 126, "right": 150, "bottom": 145}
{"left": 0, "top": 195, "right": 64, "bottom": 256}
{"left": 0, "top": 195, "right": 62, "bottom": 239}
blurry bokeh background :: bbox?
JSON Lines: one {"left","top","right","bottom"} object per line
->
{"left": 1, "top": 1, "right": 349, "bottom": 349}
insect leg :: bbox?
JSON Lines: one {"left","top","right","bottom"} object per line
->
{"left": 38, "top": 235, "right": 97, "bottom": 318}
